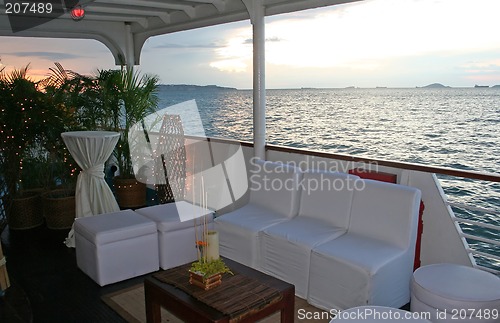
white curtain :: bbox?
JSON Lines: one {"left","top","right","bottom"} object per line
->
{"left": 61, "top": 131, "right": 121, "bottom": 247}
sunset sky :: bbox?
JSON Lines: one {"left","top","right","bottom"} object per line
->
{"left": 1, "top": 0, "right": 500, "bottom": 89}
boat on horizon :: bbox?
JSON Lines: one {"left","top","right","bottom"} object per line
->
{"left": 474, "top": 84, "right": 490, "bottom": 88}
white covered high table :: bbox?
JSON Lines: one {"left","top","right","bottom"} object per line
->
{"left": 61, "top": 131, "right": 120, "bottom": 248}
{"left": 330, "top": 306, "right": 431, "bottom": 322}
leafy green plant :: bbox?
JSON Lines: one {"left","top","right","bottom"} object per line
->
{"left": 0, "top": 64, "right": 80, "bottom": 197}
{"left": 108, "top": 67, "right": 159, "bottom": 178}
{"left": 43, "top": 64, "right": 159, "bottom": 179}
{"left": 190, "top": 258, "right": 233, "bottom": 278}
{"left": 0, "top": 65, "right": 52, "bottom": 196}
{"left": 38, "top": 63, "right": 82, "bottom": 190}
{"left": 43, "top": 63, "right": 105, "bottom": 131}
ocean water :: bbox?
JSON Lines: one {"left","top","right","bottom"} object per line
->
{"left": 157, "top": 86, "right": 500, "bottom": 269}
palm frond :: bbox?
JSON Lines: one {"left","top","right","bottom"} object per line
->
{"left": 41, "top": 62, "right": 82, "bottom": 89}
{"left": 0, "top": 64, "right": 31, "bottom": 83}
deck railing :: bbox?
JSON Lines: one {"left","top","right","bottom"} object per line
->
{"left": 447, "top": 202, "right": 500, "bottom": 275}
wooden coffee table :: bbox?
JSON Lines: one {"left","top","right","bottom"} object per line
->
{"left": 144, "top": 258, "right": 295, "bottom": 323}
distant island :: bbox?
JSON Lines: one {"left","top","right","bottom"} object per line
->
{"left": 419, "top": 83, "right": 450, "bottom": 88}
{"left": 158, "top": 84, "right": 237, "bottom": 91}
{"left": 158, "top": 84, "right": 500, "bottom": 90}
{"left": 419, "top": 83, "right": 500, "bottom": 89}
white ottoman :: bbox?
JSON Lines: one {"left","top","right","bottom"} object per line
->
{"left": 135, "top": 201, "right": 214, "bottom": 270}
{"left": 411, "top": 263, "right": 500, "bottom": 322}
{"left": 74, "top": 209, "right": 159, "bottom": 286}
{"left": 330, "top": 306, "right": 431, "bottom": 322}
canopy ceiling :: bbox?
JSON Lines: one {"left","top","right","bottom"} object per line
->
{"left": 0, "top": 0, "right": 361, "bottom": 65}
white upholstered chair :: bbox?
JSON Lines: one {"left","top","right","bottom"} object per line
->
{"left": 308, "top": 179, "right": 421, "bottom": 310}
{"left": 260, "top": 170, "right": 360, "bottom": 297}
{"left": 215, "top": 159, "right": 303, "bottom": 269}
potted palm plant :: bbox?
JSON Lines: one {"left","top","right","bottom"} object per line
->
{"left": 98, "top": 67, "right": 159, "bottom": 208}
{"left": 0, "top": 65, "right": 57, "bottom": 229}
{"left": 38, "top": 63, "right": 89, "bottom": 229}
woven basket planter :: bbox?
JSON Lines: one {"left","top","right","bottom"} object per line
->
{"left": 114, "top": 177, "right": 146, "bottom": 208}
{"left": 6, "top": 189, "right": 44, "bottom": 230}
{"left": 42, "top": 189, "right": 75, "bottom": 230}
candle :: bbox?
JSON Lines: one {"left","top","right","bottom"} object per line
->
{"left": 206, "top": 231, "right": 220, "bottom": 261}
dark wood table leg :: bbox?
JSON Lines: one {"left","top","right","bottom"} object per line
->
{"left": 281, "top": 287, "right": 295, "bottom": 323}
{"left": 145, "top": 280, "right": 162, "bottom": 323}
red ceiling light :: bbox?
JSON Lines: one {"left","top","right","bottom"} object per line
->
{"left": 71, "top": 5, "right": 85, "bottom": 21}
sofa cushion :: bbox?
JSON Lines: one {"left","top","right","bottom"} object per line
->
{"left": 298, "top": 170, "right": 359, "bottom": 228}
{"left": 215, "top": 203, "right": 289, "bottom": 232}
{"left": 135, "top": 201, "right": 213, "bottom": 232}
{"left": 216, "top": 203, "right": 291, "bottom": 268}
{"left": 258, "top": 169, "right": 358, "bottom": 299}
{"left": 312, "top": 233, "right": 406, "bottom": 271}
{"left": 74, "top": 209, "right": 156, "bottom": 245}
{"left": 248, "top": 159, "right": 302, "bottom": 218}
{"left": 260, "top": 216, "right": 347, "bottom": 298}
{"left": 262, "top": 216, "right": 346, "bottom": 247}
{"left": 309, "top": 233, "right": 410, "bottom": 310}
{"left": 349, "top": 179, "right": 421, "bottom": 249}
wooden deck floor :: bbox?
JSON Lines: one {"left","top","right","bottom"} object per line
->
{"left": 0, "top": 224, "right": 329, "bottom": 323}
{"left": 1, "top": 223, "right": 409, "bottom": 322}
{"left": 1, "top": 224, "right": 144, "bottom": 322}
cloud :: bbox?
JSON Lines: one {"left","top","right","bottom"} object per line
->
{"left": 13, "top": 51, "right": 82, "bottom": 60}
{"left": 461, "top": 59, "right": 500, "bottom": 70}
{"left": 266, "top": 10, "right": 330, "bottom": 23}
{"left": 209, "top": 59, "right": 247, "bottom": 72}
{"left": 153, "top": 42, "right": 222, "bottom": 49}
{"left": 243, "top": 37, "right": 283, "bottom": 44}
{"left": 266, "top": 37, "right": 282, "bottom": 43}
{"left": 459, "top": 59, "right": 500, "bottom": 79}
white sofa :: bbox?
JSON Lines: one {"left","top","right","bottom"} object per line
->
{"left": 215, "top": 160, "right": 421, "bottom": 310}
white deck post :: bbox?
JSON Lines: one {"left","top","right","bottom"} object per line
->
{"left": 125, "top": 23, "right": 135, "bottom": 68}
{"left": 244, "top": 0, "right": 266, "bottom": 160}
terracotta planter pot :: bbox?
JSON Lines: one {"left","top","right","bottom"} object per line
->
{"left": 114, "top": 177, "right": 146, "bottom": 208}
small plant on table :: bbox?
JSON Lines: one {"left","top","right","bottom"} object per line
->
{"left": 189, "top": 186, "right": 232, "bottom": 290}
